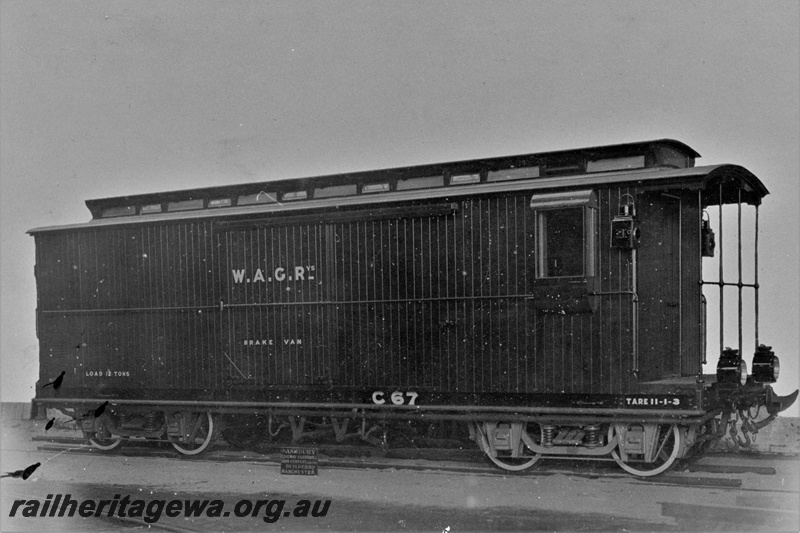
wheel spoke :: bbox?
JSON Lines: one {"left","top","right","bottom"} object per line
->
{"left": 654, "top": 426, "right": 670, "bottom": 462}
{"left": 171, "top": 412, "right": 214, "bottom": 456}
{"left": 88, "top": 420, "right": 124, "bottom": 451}
{"left": 187, "top": 414, "right": 204, "bottom": 443}
{"left": 611, "top": 424, "right": 682, "bottom": 477}
{"left": 479, "top": 422, "right": 541, "bottom": 472}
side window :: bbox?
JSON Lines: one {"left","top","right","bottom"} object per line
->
{"left": 537, "top": 208, "right": 584, "bottom": 277}
{"left": 531, "top": 190, "right": 597, "bottom": 280}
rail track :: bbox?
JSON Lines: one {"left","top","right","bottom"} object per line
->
{"left": 33, "top": 435, "right": 789, "bottom": 490}
{"left": 26, "top": 433, "right": 799, "bottom": 531}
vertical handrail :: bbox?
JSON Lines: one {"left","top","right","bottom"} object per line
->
{"left": 737, "top": 189, "right": 743, "bottom": 354}
{"left": 678, "top": 197, "right": 683, "bottom": 371}
{"left": 718, "top": 183, "right": 724, "bottom": 354}
{"left": 754, "top": 204, "right": 760, "bottom": 349}
{"left": 701, "top": 294, "right": 707, "bottom": 365}
{"left": 698, "top": 190, "right": 706, "bottom": 377}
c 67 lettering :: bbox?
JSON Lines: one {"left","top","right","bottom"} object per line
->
{"left": 372, "top": 391, "right": 419, "bottom": 406}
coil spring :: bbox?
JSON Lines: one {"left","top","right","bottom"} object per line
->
{"left": 583, "top": 425, "right": 601, "bottom": 447}
{"left": 116, "top": 412, "right": 128, "bottom": 427}
{"left": 542, "top": 424, "right": 557, "bottom": 447}
{"left": 144, "top": 412, "right": 160, "bottom": 431}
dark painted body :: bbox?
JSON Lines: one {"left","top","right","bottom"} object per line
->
{"left": 29, "top": 140, "right": 765, "bottom": 415}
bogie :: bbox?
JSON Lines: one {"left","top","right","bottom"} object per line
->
{"left": 470, "top": 420, "right": 695, "bottom": 476}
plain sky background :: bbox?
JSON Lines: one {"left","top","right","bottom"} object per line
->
{"left": 2, "top": 1, "right": 798, "bottom": 415}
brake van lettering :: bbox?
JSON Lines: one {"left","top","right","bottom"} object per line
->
{"left": 624, "top": 397, "right": 681, "bottom": 407}
{"left": 85, "top": 370, "right": 130, "bottom": 377}
{"left": 371, "top": 391, "right": 419, "bottom": 405}
{"left": 242, "top": 339, "right": 302, "bottom": 346}
{"left": 231, "top": 266, "right": 316, "bottom": 284}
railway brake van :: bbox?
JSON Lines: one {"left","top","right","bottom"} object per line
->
{"left": 30, "top": 139, "right": 796, "bottom": 476}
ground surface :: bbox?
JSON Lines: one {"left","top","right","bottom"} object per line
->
{"left": 1, "top": 414, "right": 798, "bottom": 532}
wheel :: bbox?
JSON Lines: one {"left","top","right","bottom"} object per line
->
{"left": 478, "top": 422, "right": 541, "bottom": 472}
{"left": 89, "top": 434, "right": 124, "bottom": 451}
{"left": 88, "top": 422, "right": 124, "bottom": 451}
{"left": 488, "top": 448, "right": 541, "bottom": 471}
{"left": 610, "top": 423, "right": 682, "bottom": 477}
{"left": 171, "top": 411, "right": 215, "bottom": 455}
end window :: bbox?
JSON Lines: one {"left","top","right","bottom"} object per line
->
{"left": 532, "top": 190, "right": 597, "bottom": 279}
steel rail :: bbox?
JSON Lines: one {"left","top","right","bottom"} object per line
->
{"left": 35, "top": 442, "right": 752, "bottom": 489}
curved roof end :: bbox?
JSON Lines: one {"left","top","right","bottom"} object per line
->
{"left": 701, "top": 164, "right": 769, "bottom": 207}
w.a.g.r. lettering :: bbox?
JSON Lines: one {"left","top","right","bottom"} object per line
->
{"left": 231, "top": 265, "right": 315, "bottom": 284}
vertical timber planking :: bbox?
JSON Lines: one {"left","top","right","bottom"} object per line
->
{"left": 33, "top": 186, "right": 657, "bottom": 399}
